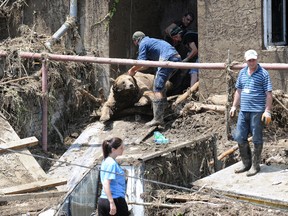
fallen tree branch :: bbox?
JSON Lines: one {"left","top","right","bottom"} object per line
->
{"left": 209, "top": 137, "right": 253, "bottom": 166}
{"left": 173, "top": 81, "right": 199, "bottom": 106}
{"left": 128, "top": 201, "right": 182, "bottom": 208}
{"left": 134, "top": 126, "right": 157, "bottom": 144}
{"left": 273, "top": 95, "right": 288, "bottom": 113}
{"left": 128, "top": 201, "right": 223, "bottom": 208}
{"left": 51, "top": 122, "right": 64, "bottom": 144}
{"left": 77, "top": 88, "right": 102, "bottom": 104}
{"left": 0, "top": 76, "right": 35, "bottom": 85}
{"left": 180, "top": 102, "right": 226, "bottom": 115}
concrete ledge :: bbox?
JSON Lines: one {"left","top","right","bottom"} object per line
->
{"left": 192, "top": 162, "right": 288, "bottom": 209}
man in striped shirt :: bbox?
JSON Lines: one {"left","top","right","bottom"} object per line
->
{"left": 230, "top": 49, "right": 273, "bottom": 177}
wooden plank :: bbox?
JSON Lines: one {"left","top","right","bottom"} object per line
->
{"left": 0, "top": 190, "right": 66, "bottom": 202}
{"left": 0, "top": 136, "right": 38, "bottom": 153}
{"left": 0, "top": 118, "right": 48, "bottom": 180}
{"left": 17, "top": 149, "right": 48, "bottom": 179}
{"left": 139, "top": 134, "right": 214, "bottom": 162}
{"left": 0, "top": 178, "right": 67, "bottom": 195}
{"left": 135, "top": 126, "right": 157, "bottom": 144}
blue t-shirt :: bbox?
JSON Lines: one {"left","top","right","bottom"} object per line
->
{"left": 138, "top": 36, "right": 178, "bottom": 61}
{"left": 100, "top": 157, "right": 126, "bottom": 199}
{"left": 235, "top": 64, "right": 272, "bottom": 112}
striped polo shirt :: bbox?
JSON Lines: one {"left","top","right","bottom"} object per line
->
{"left": 235, "top": 64, "right": 272, "bottom": 112}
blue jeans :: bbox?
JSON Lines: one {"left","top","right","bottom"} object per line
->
{"left": 233, "top": 111, "right": 264, "bottom": 145}
{"left": 154, "top": 55, "right": 181, "bottom": 92}
{"left": 188, "top": 58, "right": 199, "bottom": 75}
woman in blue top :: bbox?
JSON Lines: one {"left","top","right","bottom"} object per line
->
{"left": 98, "top": 137, "right": 129, "bottom": 216}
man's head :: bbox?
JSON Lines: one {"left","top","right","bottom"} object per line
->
{"left": 170, "top": 26, "right": 183, "bottom": 42}
{"left": 132, "top": 31, "right": 145, "bottom": 45}
{"left": 182, "top": 12, "right": 194, "bottom": 27}
{"left": 245, "top": 49, "right": 258, "bottom": 70}
{"left": 245, "top": 49, "right": 258, "bottom": 61}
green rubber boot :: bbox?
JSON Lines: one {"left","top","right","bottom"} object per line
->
{"left": 246, "top": 144, "right": 263, "bottom": 177}
{"left": 146, "top": 99, "right": 167, "bottom": 127}
{"left": 234, "top": 143, "right": 252, "bottom": 173}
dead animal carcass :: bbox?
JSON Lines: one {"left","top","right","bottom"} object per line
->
{"left": 100, "top": 72, "right": 172, "bottom": 122}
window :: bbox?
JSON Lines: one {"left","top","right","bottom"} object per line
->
{"left": 264, "top": 0, "right": 287, "bottom": 47}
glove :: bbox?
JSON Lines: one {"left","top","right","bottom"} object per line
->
{"left": 262, "top": 111, "right": 272, "bottom": 125}
{"left": 229, "top": 106, "right": 237, "bottom": 117}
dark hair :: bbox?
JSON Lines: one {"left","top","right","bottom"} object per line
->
{"left": 170, "top": 26, "right": 183, "bottom": 37}
{"left": 184, "top": 12, "right": 194, "bottom": 22}
{"left": 102, "top": 137, "right": 123, "bottom": 159}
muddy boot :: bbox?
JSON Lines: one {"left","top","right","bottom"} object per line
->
{"left": 246, "top": 144, "right": 263, "bottom": 177}
{"left": 146, "top": 99, "right": 167, "bottom": 127}
{"left": 234, "top": 143, "right": 252, "bottom": 173}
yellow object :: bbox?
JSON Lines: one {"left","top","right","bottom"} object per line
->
{"left": 261, "top": 111, "right": 272, "bottom": 125}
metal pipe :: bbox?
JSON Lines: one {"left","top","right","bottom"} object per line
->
{"left": 45, "top": 0, "right": 77, "bottom": 51}
{"left": 69, "top": 0, "right": 78, "bottom": 17}
{"left": 41, "top": 59, "right": 48, "bottom": 152}
{"left": 2, "top": 50, "right": 288, "bottom": 70}
{"left": 18, "top": 51, "right": 288, "bottom": 70}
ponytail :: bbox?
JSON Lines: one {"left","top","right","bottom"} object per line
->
{"left": 102, "top": 137, "right": 123, "bottom": 159}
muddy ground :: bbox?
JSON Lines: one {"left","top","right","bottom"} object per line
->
{"left": 0, "top": 30, "right": 288, "bottom": 216}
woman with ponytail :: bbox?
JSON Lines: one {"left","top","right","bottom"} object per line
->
{"left": 97, "top": 137, "right": 129, "bottom": 216}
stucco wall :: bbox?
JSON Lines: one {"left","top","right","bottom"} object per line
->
{"left": 198, "top": 0, "right": 288, "bottom": 97}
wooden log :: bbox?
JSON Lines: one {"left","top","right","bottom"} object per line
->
{"left": 180, "top": 102, "right": 226, "bottom": 115}
{"left": 128, "top": 201, "right": 182, "bottom": 208}
{"left": 0, "top": 178, "right": 67, "bottom": 195}
{"left": 128, "top": 201, "right": 222, "bottom": 208}
{"left": 134, "top": 126, "right": 157, "bottom": 144}
{"left": 209, "top": 137, "right": 253, "bottom": 166}
{"left": 0, "top": 190, "right": 66, "bottom": 202}
{"left": 207, "top": 94, "right": 227, "bottom": 106}
{"left": 173, "top": 81, "right": 199, "bottom": 106}
{"left": 0, "top": 136, "right": 38, "bottom": 153}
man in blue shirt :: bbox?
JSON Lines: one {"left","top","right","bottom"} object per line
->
{"left": 230, "top": 49, "right": 273, "bottom": 177}
{"left": 128, "top": 31, "right": 181, "bottom": 127}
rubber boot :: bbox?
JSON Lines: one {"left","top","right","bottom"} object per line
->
{"left": 246, "top": 144, "right": 263, "bottom": 177}
{"left": 234, "top": 143, "right": 252, "bottom": 173}
{"left": 146, "top": 99, "right": 167, "bottom": 127}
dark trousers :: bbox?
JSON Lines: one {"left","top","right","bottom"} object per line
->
{"left": 98, "top": 197, "right": 129, "bottom": 216}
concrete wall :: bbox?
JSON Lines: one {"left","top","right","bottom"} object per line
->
{"left": 198, "top": 0, "right": 288, "bottom": 97}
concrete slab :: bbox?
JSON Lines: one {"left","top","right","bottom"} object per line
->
{"left": 192, "top": 162, "right": 288, "bottom": 209}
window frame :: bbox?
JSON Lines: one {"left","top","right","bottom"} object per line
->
{"left": 263, "top": 0, "right": 287, "bottom": 48}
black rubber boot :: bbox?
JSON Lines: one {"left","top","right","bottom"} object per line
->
{"left": 246, "top": 144, "right": 263, "bottom": 177}
{"left": 234, "top": 143, "right": 252, "bottom": 173}
{"left": 146, "top": 99, "right": 167, "bottom": 127}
